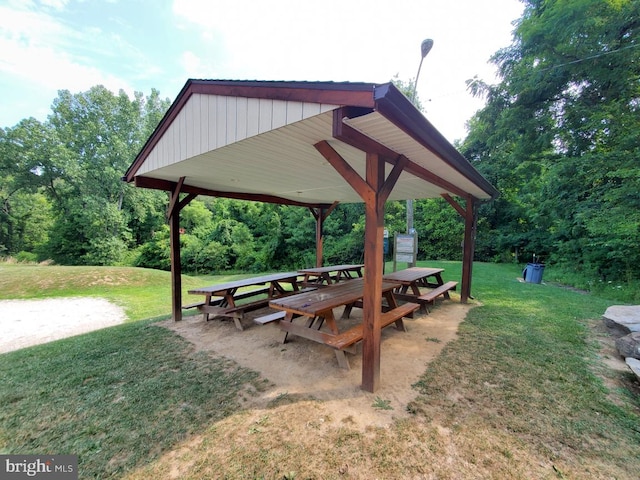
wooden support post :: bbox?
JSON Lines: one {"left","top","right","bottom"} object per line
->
{"left": 460, "top": 196, "right": 476, "bottom": 303}
{"left": 169, "top": 208, "right": 182, "bottom": 322}
{"left": 361, "top": 152, "right": 385, "bottom": 392}
{"left": 314, "top": 139, "right": 404, "bottom": 392}
{"left": 167, "top": 177, "right": 197, "bottom": 321}
{"left": 315, "top": 209, "right": 324, "bottom": 268}
{"left": 442, "top": 193, "right": 477, "bottom": 304}
{"left": 309, "top": 202, "right": 339, "bottom": 268}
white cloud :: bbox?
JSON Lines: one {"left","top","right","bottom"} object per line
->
{"left": 39, "top": 0, "right": 70, "bottom": 10}
{"left": 0, "top": 3, "right": 145, "bottom": 125}
{"left": 170, "top": 0, "right": 523, "bottom": 140}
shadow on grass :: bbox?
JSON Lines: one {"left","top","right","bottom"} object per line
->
{"left": 0, "top": 319, "right": 266, "bottom": 479}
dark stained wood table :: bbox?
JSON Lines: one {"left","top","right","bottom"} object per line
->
{"left": 298, "top": 264, "right": 364, "bottom": 287}
{"left": 269, "top": 277, "right": 415, "bottom": 369}
{"left": 188, "top": 271, "right": 301, "bottom": 330}
{"left": 383, "top": 267, "right": 444, "bottom": 294}
{"left": 383, "top": 267, "right": 455, "bottom": 313}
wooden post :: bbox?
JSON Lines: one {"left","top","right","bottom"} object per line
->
{"left": 460, "top": 196, "right": 476, "bottom": 303}
{"left": 314, "top": 140, "right": 404, "bottom": 392}
{"left": 442, "top": 193, "right": 477, "bottom": 304}
{"left": 169, "top": 208, "right": 182, "bottom": 322}
{"left": 310, "top": 202, "right": 339, "bottom": 268}
{"left": 312, "top": 208, "right": 324, "bottom": 268}
{"left": 361, "top": 152, "right": 385, "bottom": 392}
{"left": 167, "top": 178, "right": 197, "bottom": 321}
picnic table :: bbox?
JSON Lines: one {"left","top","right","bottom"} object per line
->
{"left": 382, "top": 267, "right": 457, "bottom": 313}
{"left": 187, "top": 271, "right": 302, "bottom": 330}
{"left": 269, "top": 277, "right": 419, "bottom": 369}
{"left": 298, "top": 264, "right": 364, "bottom": 287}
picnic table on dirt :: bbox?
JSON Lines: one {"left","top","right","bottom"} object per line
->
{"left": 269, "top": 277, "right": 419, "bottom": 369}
{"left": 382, "top": 267, "right": 457, "bottom": 313}
{"left": 187, "top": 271, "right": 303, "bottom": 330}
{"left": 298, "top": 264, "right": 364, "bottom": 287}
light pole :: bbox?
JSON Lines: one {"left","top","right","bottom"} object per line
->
{"left": 406, "top": 38, "right": 433, "bottom": 267}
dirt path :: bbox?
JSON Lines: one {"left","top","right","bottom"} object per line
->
{"left": 0, "top": 297, "right": 126, "bottom": 354}
{"left": 161, "top": 299, "right": 471, "bottom": 429}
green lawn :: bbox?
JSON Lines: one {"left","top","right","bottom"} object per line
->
{"left": 1, "top": 261, "right": 638, "bottom": 479}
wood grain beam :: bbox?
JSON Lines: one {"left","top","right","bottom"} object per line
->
{"left": 134, "top": 175, "right": 333, "bottom": 209}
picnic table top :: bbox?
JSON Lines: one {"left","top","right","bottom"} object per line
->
{"left": 188, "top": 271, "right": 300, "bottom": 295}
{"left": 298, "top": 264, "right": 364, "bottom": 275}
{"left": 269, "top": 277, "right": 399, "bottom": 317}
{"left": 382, "top": 267, "right": 444, "bottom": 284}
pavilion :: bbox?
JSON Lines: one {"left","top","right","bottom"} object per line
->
{"left": 123, "top": 79, "right": 498, "bottom": 392}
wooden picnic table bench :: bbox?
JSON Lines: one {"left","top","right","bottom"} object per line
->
{"left": 383, "top": 267, "right": 457, "bottom": 313}
{"left": 298, "top": 264, "right": 364, "bottom": 287}
{"left": 269, "top": 277, "right": 418, "bottom": 369}
{"left": 188, "top": 271, "right": 302, "bottom": 330}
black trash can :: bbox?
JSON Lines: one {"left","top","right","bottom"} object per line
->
{"left": 523, "top": 263, "right": 545, "bottom": 284}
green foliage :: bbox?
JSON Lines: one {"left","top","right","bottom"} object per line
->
{"left": 0, "top": 86, "right": 170, "bottom": 265}
{"left": 462, "top": 0, "right": 640, "bottom": 282}
{"left": 414, "top": 198, "right": 464, "bottom": 260}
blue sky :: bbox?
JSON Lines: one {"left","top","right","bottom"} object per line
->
{"left": 0, "top": 0, "right": 524, "bottom": 142}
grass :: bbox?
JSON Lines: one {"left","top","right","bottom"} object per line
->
{"left": 0, "top": 264, "right": 266, "bottom": 321}
{"left": 0, "top": 320, "right": 267, "bottom": 479}
{"left": 1, "top": 261, "right": 639, "bottom": 478}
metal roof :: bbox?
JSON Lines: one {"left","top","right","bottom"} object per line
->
{"left": 124, "top": 79, "right": 498, "bottom": 206}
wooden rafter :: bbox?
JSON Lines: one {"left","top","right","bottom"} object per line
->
{"left": 135, "top": 176, "right": 333, "bottom": 209}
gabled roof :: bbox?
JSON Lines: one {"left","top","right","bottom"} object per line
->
{"left": 124, "top": 79, "right": 498, "bottom": 207}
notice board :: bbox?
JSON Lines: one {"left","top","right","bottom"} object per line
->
{"left": 393, "top": 233, "right": 417, "bottom": 271}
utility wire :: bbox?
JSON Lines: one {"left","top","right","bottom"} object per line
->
{"left": 537, "top": 42, "right": 640, "bottom": 73}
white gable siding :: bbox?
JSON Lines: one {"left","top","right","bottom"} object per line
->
{"left": 138, "top": 94, "right": 338, "bottom": 176}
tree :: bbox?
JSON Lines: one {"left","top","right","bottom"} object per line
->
{"left": 461, "top": 0, "right": 640, "bottom": 281}
{"left": 40, "top": 86, "right": 170, "bottom": 264}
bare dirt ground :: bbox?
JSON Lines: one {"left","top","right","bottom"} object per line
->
{"left": 0, "top": 297, "right": 126, "bottom": 354}
{"left": 160, "top": 299, "right": 471, "bottom": 430}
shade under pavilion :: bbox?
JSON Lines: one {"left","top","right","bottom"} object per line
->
{"left": 123, "top": 79, "right": 498, "bottom": 392}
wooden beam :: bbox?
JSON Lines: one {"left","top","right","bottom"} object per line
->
{"left": 314, "top": 140, "right": 372, "bottom": 200}
{"left": 134, "top": 175, "right": 333, "bottom": 209}
{"left": 378, "top": 155, "right": 408, "bottom": 211}
{"left": 166, "top": 177, "right": 186, "bottom": 220}
{"left": 333, "top": 110, "right": 470, "bottom": 198}
{"left": 441, "top": 193, "right": 467, "bottom": 218}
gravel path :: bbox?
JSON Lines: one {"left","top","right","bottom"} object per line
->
{"left": 0, "top": 297, "right": 126, "bottom": 354}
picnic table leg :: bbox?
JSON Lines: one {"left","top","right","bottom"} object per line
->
{"left": 203, "top": 294, "right": 212, "bottom": 322}
{"left": 384, "top": 291, "right": 407, "bottom": 331}
{"left": 231, "top": 313, "right": 244, "bottom": 331}
{"left": 341, "top": 303, "right": 355, "bottom": 319}
{"left": 323, "top": 311, "right": 339, "bottom": 335}
{"left": 281, "top": 312, "right": 295, "bottom": 343}
{"left": 334, "top": 350, "right": 351, "bottom": 370}
{"left": 409, "top": 282, "right": 429, "bottom": 314}
{"left": 433, "top": 274, "right": 451, "bottom": 299}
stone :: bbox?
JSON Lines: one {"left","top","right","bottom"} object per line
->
{"left": 625, "top": 358, "right": 640, "bottom": 381}
{"left": 615, "top": 332, "right": 640, "bottom": 360}
{"left": 602, "top": 305, "right": 640, "bottom": 335}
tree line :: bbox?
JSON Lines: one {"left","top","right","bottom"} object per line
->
{"left": 462, "top": 0, "right": 640, "bottom": 284}
{"left": 1, "top": 0, "right": 638, "bottom": 286}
